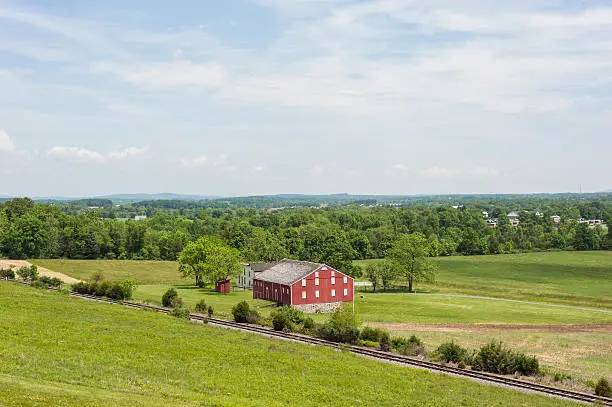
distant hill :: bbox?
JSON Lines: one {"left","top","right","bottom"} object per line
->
{"left": 94, "top": 193, "right": 219, "bottom": 203}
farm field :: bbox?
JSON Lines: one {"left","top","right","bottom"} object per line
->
{"left": 355, "top": 251, "right": 612, "bottom": 309}
{"left": 0, "top": 283, "right": 578, "bottom": 407}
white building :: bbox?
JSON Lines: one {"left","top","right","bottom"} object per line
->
{"left": 237, "top": 262, "right": 278, "bottom": 290}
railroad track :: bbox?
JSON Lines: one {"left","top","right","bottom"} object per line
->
{"left": 7, "top": 282, "right": 612, "bottom": 405}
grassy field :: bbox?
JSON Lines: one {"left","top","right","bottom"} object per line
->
{"left": 33, "top": 259, "right": 184, "bottom": 285}
{"left": 355, "top": 251, "right": 612, "bottom": 309}
{"left": 0, "top": 282, "right": 578, "bottom": 407}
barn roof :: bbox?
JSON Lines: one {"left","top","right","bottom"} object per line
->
{"left": 249, "top": 262, "right": 279, "bottom": 273}
{"left": 254, "top": 259, "right": 323, "bottom": 285}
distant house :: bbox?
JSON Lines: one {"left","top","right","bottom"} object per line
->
{"left": 486, "top": 218, "right": 498, "bottom": 228}
{"left": 238, "top": 262, "right": 278, "bottom": 290}
{"left": 253, "top": 259, "right": 354, "bottom": 313}
{"left": 578, "top": 219, "right": 604, "bottom": 227}
{"left": 134, "top": 215, "right": 147, "bottom": 221}
{"left": 508, "top": 212, "right": 520, "bottom": 227}
{"left": 551, "top": 215, "right": 561, "bottom": 223}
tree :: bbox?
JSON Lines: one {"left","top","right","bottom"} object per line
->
{"left": 378, "top": 260, "right": 399, "bottom": 291}
{"left": 364, "top": 262, "right": 379, "bottom": 293}
{"left": 177, "top": 237, "right": 242, "bottom": 288}
{"left": 607, "top": 225, "right": 612, "bottom": 250}
{"left": 386, "top": 233, "right": 438, "bottom": 292}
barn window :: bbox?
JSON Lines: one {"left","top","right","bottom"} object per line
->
{"left": 321, "top": 266, "right": 327, "bottom": 271}
{"left": 302, "top": 291, "right": 307, "bottom": 299}
{"left": 331, "top": 277, "right": 335, "bottom": 285}
{"left": 343, "top": 276, "right": 348, "bottom": 284}
{"left": 344, "top": 288, "right": 348, "bottom": 296}
{"left": 302, "top": 279, "right": 306, "bottom": 287}
{"left": 331, "top": 289, "right": 336, "bottom": 297}
{"left": 331, "top": 270, "right": 335, "bottom": 277}
{"left": 315, "top": 290, "right": 320, "bottom": 298}
{"left": 315, "top": 278, "right": 319, "bottom": 286}
{"left": 315, "top": 271, "right": 319, "bottom": 278}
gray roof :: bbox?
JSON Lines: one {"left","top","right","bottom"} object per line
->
{"left": 249, "top": 262, "right": 279, "bottom": 273}
{"left": 254, "top": 259, "right": 323, "bottom": 285}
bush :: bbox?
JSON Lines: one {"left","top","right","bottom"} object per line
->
{"left": 0, "top": 268, "right": 15, "bottom": 279}
{"left": 246, "top": 309, "right": 261, "bottom": 324}
{"left": 360, "top": 340, "right": 379, "bottom": 348}
{"left": 379, "top": 331, "right": 391, "bottom": 352}
{"left": 39, "top": 276, "right": 63, "bottom": 287}
{"left": 436, "top": 341, "right": 468, "bottom": 364}
{"left": 595, "top": 378, "right": 612, "bottom": 397}
{"left": 162, "top": 288, "right": 179, "bottom": 307}
{"left": 207, "top": 306, "right": 213, "bottom": 317}
{"left": 472, "top": 341, "right": 540, "bottom": 376}
{"left": 91, "top": 271, "right": 105, "bottom": 282}
{"left": 392, "top": 335, "right": 424, "bottom": 356}
{"left": 315, "top": 308, "right": 360, "bottom": 344}
{"left": 171, "top": 298, "right": 184, "bottom": 308}
{"left": 232, "top": 301, "right": 251, "bottom": 323}
{"left": 17, "top": 265, "right": 38, "bottom": 282}
{"left": 271, "top": 307, "right": 306, "bottom": 331}
{"left": 360, "top": 326, "right": 388, "bottom": 343}
{"left": 303, "top": 317, "right": 315, "bottom": 331}
{"left": 71, "top": 279, "right": 135, "bottom": 301}
{"left": 170, "top": 307, "right": 191, "bottom": 319}
{"left": 31, "top": 280, "right": 48, "bottom": 289}
{"left": 194, "top": 299, "right": 208, "bottom": 313}
{"left": 272, "top": 310, "right": 292, "bottom": 331}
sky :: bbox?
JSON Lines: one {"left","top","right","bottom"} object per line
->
{"left": 1, "top": 0, "right": 611, "bottom": 197}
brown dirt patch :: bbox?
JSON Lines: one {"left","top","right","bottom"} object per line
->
{"left": 0, "top": 259, "right": 82, "bottom": 284}
{"left": 371, "top": 322, "right": 612, "bottom": 334}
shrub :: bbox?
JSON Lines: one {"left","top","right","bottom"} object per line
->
{"left": 595, "top": 378, "right": 612, "bottom": 397}
{"left": 116, "top": 280, "right": 135, "bottom": 300}
{"left": 91, "top": 271, "right": 105, "bottom": 282}
{"left": 553, "top": 372, "right": 572, "bottom": 382}
{"left": 303, "top": 317, "right": 315, "bottom": 330}
{"left": 360, "top": 326, "right": 387, "bottom": 343}
{"left": 436, "top": 341, "right": 468, "bottom": 364}
{"left": 0, "top": 268, "right": 15, "bottom": 279}
{"left": 171, "top": 298, "right": 184, "bottom": 308}
{"left": 94, "top": 281, "right": 111, "bottom": 297}
{"left": 71, "top": 279, "right": 134, "bottom": 301}
{"left": 31, "top": 280, "right": 48, "bottom": 289}
{"left": 246, "top": 309, "right": 261, "bottom": 324}
{"left": 39, "top": 276, "right": 63, "bottom": 287}
{"left": 232, "top": 301, "right": 251, "bottom": 323}
{"left": 272, "top": 310, "right": 292, "bottom": 331}
{"left": 162, "top": 288, "right": 179, "bottom": 307}
{"left": 207, "top": 306, "right": 213, "bottom": 317}
{"left": 194, "top": 299, "right": 207, "bottom": 313}
{"left": 392, "top": 335, "right": 424, "bottom": 356}
{"left": 271, "top": 307, "right": 306, "bottom": 331}
{"left": 170, "top": 307, "right": 191, "bottom": 320}
{"left": 315, "top": 308, "right": 360, "bottom": 344}
{"left": 472, "top": 341, "right": 540, "bottom": 376}
{"left": 17, "top": 265, "right": 38, "bottom": 282}
{"left": 379, "top": 331, "right": 391, "bottom": 352}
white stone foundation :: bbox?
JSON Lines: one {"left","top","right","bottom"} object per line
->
{"left": 293, "top": 302, "right": 343, "bottom": 313}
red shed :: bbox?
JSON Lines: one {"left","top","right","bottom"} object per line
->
{"left": 215, "top": 279, "right": 231, "bottom": 293}
{"left": 253, "top": 259, "right": 354, "bottom": 313}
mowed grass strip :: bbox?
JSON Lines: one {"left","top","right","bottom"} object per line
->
{"left": 33, "top": 259, "right": 184, "bottom": 285}
{"left": 356, "top": 251, "right": 612, "bottom": 309}
{"left": 0, "top": 283, "right": 578, "bottom": 407}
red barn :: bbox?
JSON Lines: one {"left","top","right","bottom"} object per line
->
{"left": 253, "top": 259, "right": 354, "bottom": 313}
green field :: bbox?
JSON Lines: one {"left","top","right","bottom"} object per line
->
{"left": 0, "top": 283, "right": 577, "bottom": 407}
{"left": 355, "top": 251, "right": 612, "bottom": 309}
{"left": 34, "top": 259, "right": 184, "bottom": 285}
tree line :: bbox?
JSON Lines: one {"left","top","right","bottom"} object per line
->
{"left": 1, "top": 197, "right": 610, "bottom": 276}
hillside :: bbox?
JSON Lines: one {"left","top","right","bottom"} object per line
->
{"left": 0, "top": 283, "right": 576, "bottom": 407}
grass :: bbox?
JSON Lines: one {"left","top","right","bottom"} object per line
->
{"left": 0, "top": 282, "right": 579, "bottom": 407}
{"left": 33, "top": 259, "right": 184, "bottom": 285}
{"left": 355, "top": 251, "right": 612, "bottom": 309}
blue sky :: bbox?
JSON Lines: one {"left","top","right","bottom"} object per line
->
{"left": 1, "top": 0, "right": 611, "bottom": 197}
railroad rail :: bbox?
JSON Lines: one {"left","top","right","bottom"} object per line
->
{"left": 5, "top": 281, "right": 612, "bottom": 405}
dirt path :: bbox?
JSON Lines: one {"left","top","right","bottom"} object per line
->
{"left": 0, "top": 260, "right": 82, "bottom": 284}
{"left": 372, "top": 322, "right": 612, "bottom": 333}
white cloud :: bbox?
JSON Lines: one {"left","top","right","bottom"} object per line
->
{"left": 46, "top": 146, "right": 145, "bottom": 164}
{"left": 254, "top": 165, "right": 265, "bottom": 172}
{"left": 47, "top": 146, "right": 106, "bottom": 163}
{"left": 312, "top": 165, "right": 324, "bottom": 175}
{"left": 0, "top": 130, "right": 16, "bottom": 152}
{"left": 420, "top": 166, "right": 458, "bottom": 177}
{"left": 180, "top": 155, "right": 209, "bottom": 168}
{"left": 470, "top": 167, "right": 499, "bottom": 177}
{"left": 390, "top": 164, "right": 408, "bottom": 172}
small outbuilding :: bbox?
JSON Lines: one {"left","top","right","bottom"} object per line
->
{"left": 215, "top": 279, "right": 231, "bottom": 293}
{"left": 253, "top": 259, "right": 354, "bottom": 313}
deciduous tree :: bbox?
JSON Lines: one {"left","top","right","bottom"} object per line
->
{"left": 386, "top": 233, "right": 438, "bottom": 292}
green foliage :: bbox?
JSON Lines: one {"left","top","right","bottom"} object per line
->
{"left": 379, "top": 330, "right": 391, "bottom": 352}
{"left": 38, "top": 275, "right": 63, "bottom": 287}
{"left": 169, "top": 307, "right": 191, "bottom": 319}
{"left": 471, "top": 341, "right": 539, "bottom": 376}
{"left": 386, "top": 233, "right": 438, "bottom": 292}
{"left": 71, "top": 279, "right": 135, "bottom": 300}
{"left": 391, "top": 335, "right": 425, "bottom": 356}
{"left": 178, "top": 237, "right": 242, "bottom": 288}
{"left": 360, "top": 326, "right": 387, "bottom": 343}
{"left": 162, "top": 288, "right": 179, "bottom": 307}
{"left": 194, "top": 299, "right": 208, "bottom": 313}
{"left": 16, "top": 265, "right": 38, "bottom": 282}
{"left": 359, "top": 340, "right": 379, "bottom": 348}
{"left": 207, "top": 305, "right": 213, "bottom": 317}
{"left": 0, "top": 268, "right": 15, "bottom": 279}
{"left": 436, "top": 342, "right": 468, "bottom": 364}
{"left": 31, "top": 280, "right": 48, "bottom": 289}
{"left": 232, "top": 301, "right": 251, "bottom": 323}
{"left": 315, "top": 308, "right": 360, "bottom": 344}
{"left": 595, "top": 377, "right": 612, "bottom": 397}
{"left": 271, "top": 306, "right": 305, "bottom": 331}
